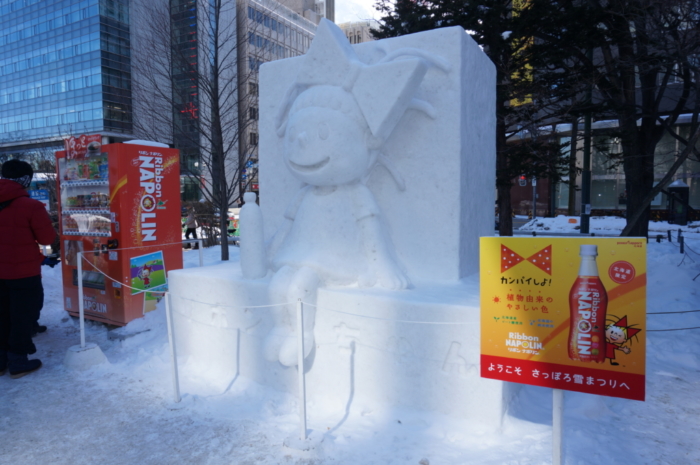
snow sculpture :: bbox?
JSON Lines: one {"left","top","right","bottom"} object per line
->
{"left": 242, "top": 19, "right": 450, "bottom": 367}
{"left": 169, "top": 21, "right": 508, "bottom": 426}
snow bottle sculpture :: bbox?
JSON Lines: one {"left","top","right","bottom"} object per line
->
{"left": 568, "top": 244, "right": 608, "bottom": 362}
{"left": 240, "top": 192, "right": 267, "bottom": 279}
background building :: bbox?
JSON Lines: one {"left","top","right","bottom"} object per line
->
{"left": 338, "top": 20, "right": 377, "bottom": 44}
{"left": 508, "top": 116, "right": 700, "bottom": 220}
{"left": 236, "top": 0, "right": 317, "bottom": 199}
{"left": 0, "top": 0, "right": 314, "bottom": 206}
{"left": 0, "top": 0, "right": 135, "bottom": 165}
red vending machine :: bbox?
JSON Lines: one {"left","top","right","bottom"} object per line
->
{"left": 56, "top": 138, "right": 184, "bottom": 326}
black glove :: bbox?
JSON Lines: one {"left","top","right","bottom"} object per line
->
{"left": 42, "top": 255, "right": 60, "bottom": 268}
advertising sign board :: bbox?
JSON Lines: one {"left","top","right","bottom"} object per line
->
{"left": 480, "top": 237, "right": 646, "bottom": 401}
{"left": 64, "top": 134, "right": 102, "bottom": 160}
{"left": 29, "top": 189, "right": 50, "bottom": 211}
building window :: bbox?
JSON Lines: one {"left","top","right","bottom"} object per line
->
{"left": 249, "top": 82, "right": 258, "bottom": 96}
{"left": 591, "top": 180, "right": 618, "bottom": 208}
{"left": 249, "top": 132, "right": 258, "bottom": 146}
{"left": 249, "top": 107, "right": 258, "bottom": 120}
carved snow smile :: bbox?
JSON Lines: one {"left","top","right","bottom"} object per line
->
{"left": 288, "top": 157, "right": 330, "bottom": 172}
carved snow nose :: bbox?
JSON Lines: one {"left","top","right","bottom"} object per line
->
{"left": 298, "top": 131, "right": 308, "bottom": 149}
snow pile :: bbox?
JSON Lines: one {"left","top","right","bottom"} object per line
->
{"left": 520, "top": 214, "right": 700, "bottom": 238}
{"left": 1, "top": 222, "right": 700, "bottom": 463}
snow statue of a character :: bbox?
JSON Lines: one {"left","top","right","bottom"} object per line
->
{"left": 241, "top": 19, "right": 449, "bottom": 367}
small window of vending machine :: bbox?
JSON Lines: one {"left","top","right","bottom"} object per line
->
{"left": 56, "top": 138, "right": 184, "bottom": 326}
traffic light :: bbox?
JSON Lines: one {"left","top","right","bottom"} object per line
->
{"left": 518, "top": 175, "right": 527, "bottom": 187}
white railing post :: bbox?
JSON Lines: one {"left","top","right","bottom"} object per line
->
{"left": 198, "top": 239, "right": 203, "bottom": 267}
{"left": 553, "top": 388, "right": 564, "bottom": 465}
{"left": 165, "top": 292, "right": 181, "bottom": 403}
{"left": 296, "top": 299, "right": 307, "bottom": 440}
{"left": 77, "top": 252, "right": 86, "bottom": 349}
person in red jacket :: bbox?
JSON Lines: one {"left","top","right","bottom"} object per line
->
{"left": 0, "top": 159, "right": 57, "bottom": 379}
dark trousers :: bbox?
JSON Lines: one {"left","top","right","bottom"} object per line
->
{"left": 185, "top": 227, "right": 198, "bottom": 248}
{"left": 0, "top": 275, "right": 43, "bottom": 355}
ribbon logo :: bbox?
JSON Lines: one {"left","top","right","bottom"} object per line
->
{"left": 501, "top": 244, "right": 552, "bottom": 275}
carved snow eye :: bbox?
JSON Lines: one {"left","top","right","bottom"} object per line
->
{"left": 318, "top": 122, "right": 329, "bottom": 140}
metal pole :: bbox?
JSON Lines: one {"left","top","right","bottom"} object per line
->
{"left": 198, "top": 239, "right": 204, "bottom": 267}
{"left": 296, "top": 299, "right": 307, "bottom": 441}
{"left": 77, "top": 252, "right": 86, "bottom": 349}
{"left": 581, "top": 49, "right": 593, "bottom": 234}
{"left": 581, "top": 116, "right": 592, "bottom": 233}
{"left": 165, "top": 292, "right": 181, "bottom": 403}
{"left": 553, "top": 388, "right": 564, "bottom": 465}
{"left": 532, "top": 177, "right": 537, "bottom": 219}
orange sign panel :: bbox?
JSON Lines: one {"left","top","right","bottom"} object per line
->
{"left": 480, "top": 237, "right": 646, "bottom": 401}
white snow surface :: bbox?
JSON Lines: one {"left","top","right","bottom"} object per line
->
{"left": 2, "top": 216, "right": 700, "bottom": 464}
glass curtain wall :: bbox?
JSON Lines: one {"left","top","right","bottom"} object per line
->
{"left": 0, "top": 0, "right": 132, "bottom": 144}
{"left": 170, "top": 0, "right": 201, "bottom": 196}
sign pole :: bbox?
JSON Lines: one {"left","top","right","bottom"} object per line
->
{"left": 532, "top": 177, "right": 537, "bottom": 219}
{"left": 165, "top": 292, "right": 181, "bottom": 403}
{"left": 296, "top": 299, "right": 307, "bottom": 440}
{"left": 77, "top": 252, "right": 86, "bottom": 349}
{"left": 553, "top": 388, "right": 564, "bottom": 465}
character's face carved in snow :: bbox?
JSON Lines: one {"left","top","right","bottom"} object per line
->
{"left": 284, "top": 86, "right": 373, "bottom": 187}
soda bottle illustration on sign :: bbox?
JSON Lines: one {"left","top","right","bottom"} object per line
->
{"left": 568, "top": 244, "right": 608, "bottom": 362}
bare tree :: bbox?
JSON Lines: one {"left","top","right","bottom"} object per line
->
{"left": 131, "top": 0, "right": 258, "bottom": 260}
{"left": 131, "top": 0, "right": 314, "bottom": 259}
{"left": 535, "top": 0, "right": 700, "bottom": 236}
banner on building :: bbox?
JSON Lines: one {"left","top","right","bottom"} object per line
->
{"left": 64, "top": 134, "right": 102, "bottom": 160}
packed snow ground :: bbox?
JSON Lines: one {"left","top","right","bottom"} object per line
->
{"left": 1, "top": 217, "right": 699, "bottom": 464}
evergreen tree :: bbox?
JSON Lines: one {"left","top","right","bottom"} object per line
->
{"left": 376, "top": 0, "right": 700, "bottom": 237}
{"left": 374, "top": 0, "right": 578, "bottom": 236}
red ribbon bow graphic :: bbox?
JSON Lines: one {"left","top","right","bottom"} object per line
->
{"left": 501, "top": 244, "right": 552, "bottom": 275}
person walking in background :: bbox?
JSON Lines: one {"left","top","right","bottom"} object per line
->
{"left": 0, "top": 160, "right": 57, "bottom": 379}
{"left": 185, "top": 207, "right": 198, "bottom": 249}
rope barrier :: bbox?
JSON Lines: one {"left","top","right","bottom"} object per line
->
{"left": 168, "top": 293, "right": 295, "bottom": 309}
{"left": 77, "top": 253, "right": 698, "bottom": 329}
{"left": 77, "top": 257, "right": 699, "bottom": 330}
{"left": 81, "top": 239, "right": 206, "bottom": 254}
{"left": 302, "top": 302, "right": 476, "bottom": 325}
{"left": 79, "top": 254, "right": 157, "bottom": 293}
{"left": 682, "top": 243, "right": 700, "bottom": 256}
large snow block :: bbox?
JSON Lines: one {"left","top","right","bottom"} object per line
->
{"left": 259, "top": 25, "right": 496, "bottom": 283}
{"left": 169, "top": 22, "right": 506, "bottom": 428}
{"left": 169, "top": 265, "right": 516, "bottom": 428}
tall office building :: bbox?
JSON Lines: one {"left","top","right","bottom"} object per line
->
{"left": 236, "top": 0, "right": 317, "bottom": 196}
{"left": 0, "top": 0, "right": 135, "bottom": 162}
{"left": 0, "top": 0, "right": 314, "bottom": 203}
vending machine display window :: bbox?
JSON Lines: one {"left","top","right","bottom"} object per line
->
{"left": 57, "top": 152, "right": 111, "bottom": 237}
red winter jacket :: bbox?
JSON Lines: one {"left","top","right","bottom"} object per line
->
{"left": 0, "top": 179, "right": 57, "bottom": 279}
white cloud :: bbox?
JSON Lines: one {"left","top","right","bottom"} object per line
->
{"left": 334, "top": 0, "right": 382, "bottom": 24}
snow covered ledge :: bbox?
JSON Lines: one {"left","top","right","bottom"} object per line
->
{"left": 169, "top": 263, "right": 517, "bottom": 429}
